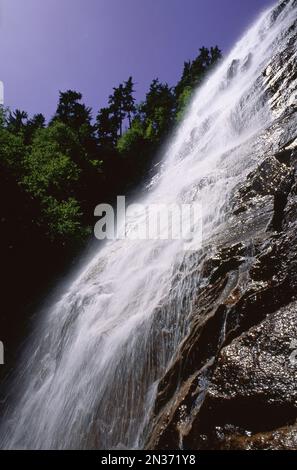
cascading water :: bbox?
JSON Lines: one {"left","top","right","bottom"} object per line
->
{"left": 1, "top": 0, "right": 296, "bottom": 450}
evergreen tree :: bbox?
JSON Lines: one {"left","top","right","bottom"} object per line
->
{"left": 96, "top": 107, "right": 118, "bottom": 148}
{"left": 7, "top": 109, "right": 28, "bottom": 134}
{"left": 175, "top": 46, "right": 222, "bottom": 100}
{"left": 53, "top": 90, "right": 92, "bottom": 130}
{"left": 52, "top": 90, "right": 98, "bottom": 165}
{"left": 25, "top": 113, "right": 46, "bottom": 144}
{"left": 123, "top": 77, "right": 136, "bottom": 128}
{"left": 140, "top": 79, "right": 175, "bottom": 140}
{"left": 210, "top": 46, "right": 222, "bottom": 65}
{"left": 108, "top": 84, "right": 126, "bottom": 138}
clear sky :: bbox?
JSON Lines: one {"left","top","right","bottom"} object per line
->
{"left": 0, "top": 0, "right": 276, "bottom": 120}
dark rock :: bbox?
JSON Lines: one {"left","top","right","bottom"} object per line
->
{"left": 185, "top": 301, "right": 297, "bottom": 450}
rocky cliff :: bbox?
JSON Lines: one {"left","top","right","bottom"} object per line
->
{"left": 147, "top": 1, "right": 297, "bottom": 450}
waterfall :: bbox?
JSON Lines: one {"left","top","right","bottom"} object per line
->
{"left": 1, "top": 0, "right": 296, "bottom": 450}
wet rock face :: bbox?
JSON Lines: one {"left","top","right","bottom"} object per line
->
{"left": 147, "top": 150, "right": 297, "bottom": 451}
{"left": 146, "top": 12, "right": 297, "bottom": 450}
{"left": 189, "top": 301, "right": 297, "bottom": 450}
{"left": 215, "top": 303, "right": 297, "bottom": 403}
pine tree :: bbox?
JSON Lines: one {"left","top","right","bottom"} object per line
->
{"left": 7, "top": 109, "right": 28, "bottom": 134}
{"left": 25, "top": 113, "right": 46, "bottom": 143}
{"left": 96, "top": 107, "right": 118, "bottom": 148}
{"left": 140, "top": 79, "right": 175, "bottom": 140}
{"left": 52, "top": 90, "right": 92, "bottom": 131}
{"left": 108, "top": 84, "right": 126, "bottom": 137}
{"left": 123, "top": 77, "right": 136, "bottom": 129}
{"left": 175, "top": 46, "right": 222, "bottom": 101}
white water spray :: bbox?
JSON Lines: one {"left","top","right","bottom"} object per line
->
{"left": 1, "top": 0, "right": 296, "bottom": 450}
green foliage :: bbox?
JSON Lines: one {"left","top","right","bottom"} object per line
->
{"left": 123, "top": 77, "right": 136, "bottom": 128}
{"left": 23, "top": 123, "right": 80, "bottom": 196}
{"left": 108, "top": 84, "right": 126, "bottom": 138}
{"left": 24, "top": 113, "right": 46, "bottom": 144}
{"left": 139, "top": 79, "right": 175, "bottom": 140}
{"left": 0, "top": 105, "right": 7, "bottom": 126}
{"left": 19, "top": 122, "right": 83, "bottom": 241}
{"left": 96, "top": 107, "right": 118, "bottom": 148}
{"left": 23, "top": 146, "right": 79, "bottom": 199}
{"left": 42, "top": 196, "right": 85, "bottom": 242}
{"left": 175, "top": 46, "right": 222, "bottom": 100}
{"left": 52, "top": 90, "right": 92, "bottom": 131}
{"left": 7, "top": 109, "right": 28, "bottom": 134}
{"left": 98, "top": 77, "right": 136, "bottom": 144}
{"left": 0, "top": 126, "right": 25, "bottom": 172}
{"left": 175, "top": 86, "right": 193, "bottom": 123}
{"left": 117, "top": 118, "right": 145, "bottom": 154}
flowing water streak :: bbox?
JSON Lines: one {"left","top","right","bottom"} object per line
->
{"left": 1, "top": 0, "right": 296, "bottom": 450}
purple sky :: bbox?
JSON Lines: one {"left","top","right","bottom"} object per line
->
{"left": 0, "top": 0, "right": 276, "bottom": 120}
